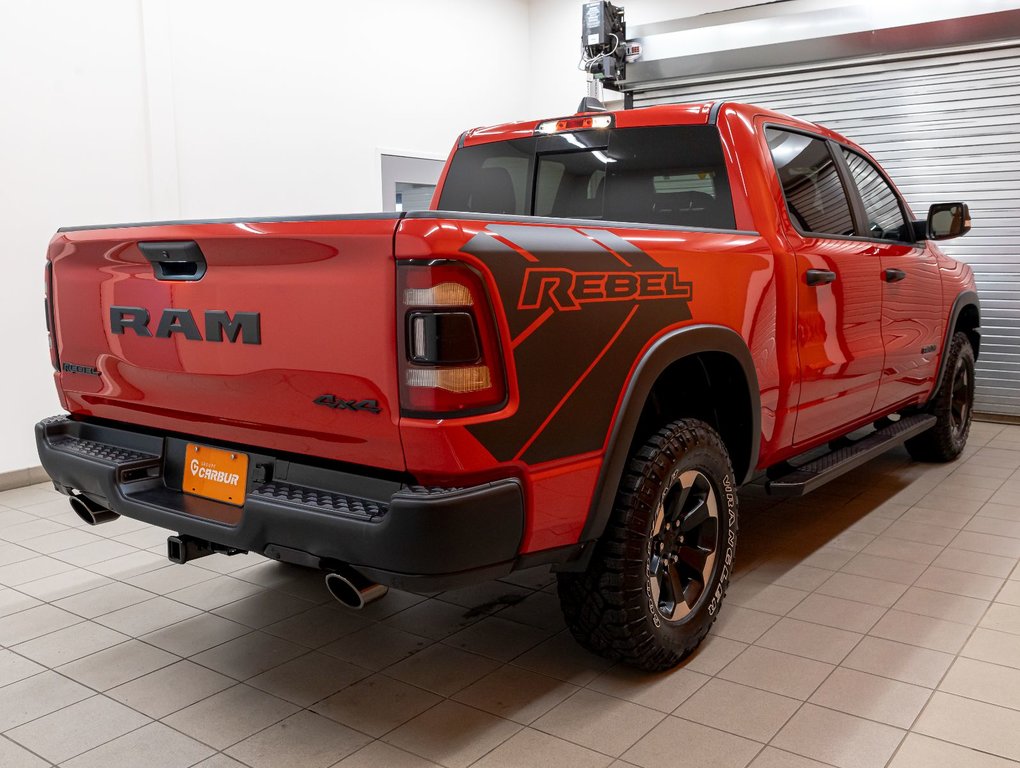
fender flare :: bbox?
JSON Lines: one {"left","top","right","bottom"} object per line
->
{"left": 932, "top": 290, "right": 980, "bottom": 400}
{"left": 577, "top": 325, "right": 761, "bottom": 547}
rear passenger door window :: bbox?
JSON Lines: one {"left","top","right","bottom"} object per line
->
{"left": 840, "top": 149, "right": 913, "bottom": 243}
{"left": 766, "top": 128, "right": 855, "bottom": 237}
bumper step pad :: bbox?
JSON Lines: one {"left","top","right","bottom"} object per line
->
{"left": 766, "top": 414, "right": 937, "bottom": 497}
{"left": 49, "top": 436, "right": 158, "bottom": 467}
{"left": 250, "top": 480, "right": 388, "bottom": 521}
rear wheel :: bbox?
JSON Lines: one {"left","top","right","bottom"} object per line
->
{"left": 906, "top": 331, "right": 975, "bottom": 462}
{"left": 557, "top": 419, "right": 738, "bottom": 671}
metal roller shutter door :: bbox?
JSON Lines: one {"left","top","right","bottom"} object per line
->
{"left": 632, "top": 43, "right": 1020, "bottom": 416}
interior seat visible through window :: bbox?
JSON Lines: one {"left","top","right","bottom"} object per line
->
{"left": 652, "top": 191, "right": 728, "bottom": 229}
{"left": 468, "top": 167, "right": 518, "bottom": 215}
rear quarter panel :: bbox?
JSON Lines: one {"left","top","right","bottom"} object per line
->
{"left": 396, "top": 216, "right": 783, "bottom": 551}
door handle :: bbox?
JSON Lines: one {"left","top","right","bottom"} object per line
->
{"left": 884, "top": 268, "right": 907, "bottom": 283}
{"left": 805, "top": 269, "right": 837, "bottom": 287}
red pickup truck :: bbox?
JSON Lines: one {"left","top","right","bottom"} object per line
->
{"left": 37, "top": 101, "right": 978, "bottom": 670}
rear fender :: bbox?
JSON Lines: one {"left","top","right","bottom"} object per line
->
{"left": 577, "top": 325, "right": 760, "bottom": 550}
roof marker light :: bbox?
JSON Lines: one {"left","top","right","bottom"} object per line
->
{"left": 536, "top": 114, "right": 613, "bottom": 135}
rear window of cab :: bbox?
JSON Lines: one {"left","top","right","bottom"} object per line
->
{"left": 438, "top": 125, "right": 737, "bottom": 231}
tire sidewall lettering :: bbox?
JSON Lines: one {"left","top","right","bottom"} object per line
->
{"left": 707, "top": 471, "right": 736, "bottom": 616}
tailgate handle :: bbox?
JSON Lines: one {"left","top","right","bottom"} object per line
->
{"left": 138, "top": 241, "right": 207, "bottom": 281}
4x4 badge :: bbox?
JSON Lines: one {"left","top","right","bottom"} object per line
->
{"left": 314, "top": 395, "right": 382, "bottom": 414}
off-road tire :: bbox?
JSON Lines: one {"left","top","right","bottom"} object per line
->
{"left": 906, "top": 331, "right": 976, "bottom": 462}
{"left": 557, "top": 419, "right": 738, "bottom": 672}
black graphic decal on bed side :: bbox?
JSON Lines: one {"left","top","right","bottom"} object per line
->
{"left": 462, "top": 224, "right": 693, "bottom": 465}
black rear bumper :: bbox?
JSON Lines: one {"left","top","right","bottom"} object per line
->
{"left": 35, "top": 415, "right": 525, "bottom": 590}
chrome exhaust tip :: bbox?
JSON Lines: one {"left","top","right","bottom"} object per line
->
{"left": 69, "top": 493, "right": 119, "bottom": 526}
{"left": 324, "top": 569, "right": 388, "bottom": 610}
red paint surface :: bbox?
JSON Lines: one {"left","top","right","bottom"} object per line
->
{"left": 47, "top": 102, "right": 977, "bottom": 556}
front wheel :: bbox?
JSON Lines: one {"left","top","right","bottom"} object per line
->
{"left": 906, "top": 331, "right": 976, "bottom": 462}
{"left": 557, "top": 419, "right": 738, "bottom": 672}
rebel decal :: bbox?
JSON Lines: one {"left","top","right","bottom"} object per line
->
{"left": 519, "top": 268, "right": 692, "bottom": 312}
{"left": 462, "top": 224, "right": 693, "bottom": 465}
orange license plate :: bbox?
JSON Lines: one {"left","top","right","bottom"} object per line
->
{"left": 184, "top": 443, "right": 248, "bottom": 506}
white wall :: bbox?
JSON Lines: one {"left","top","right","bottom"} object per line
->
{"left": 0, "top": 0, "right": 532, "bottom": 474}
{"left": 0, "top": 1, "right": 152, "bottom": 475}
{"left": 165, "top": 1, "right": 532, "bottom": 218}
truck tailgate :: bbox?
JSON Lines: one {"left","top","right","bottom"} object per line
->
{"left": 48, "top": 215, "right": 405, "bottom": 471}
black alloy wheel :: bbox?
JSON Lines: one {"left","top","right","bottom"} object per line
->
{"left": 647, "top": 469, "right": 720, "bottom": 623}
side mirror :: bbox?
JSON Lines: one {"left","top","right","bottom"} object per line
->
{"left": 927, "top": 202, "right": 971, "bottom": 240}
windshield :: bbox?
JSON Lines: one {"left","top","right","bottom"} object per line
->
{"left": 438, "top": 125, "right": 736, "bottom": 230}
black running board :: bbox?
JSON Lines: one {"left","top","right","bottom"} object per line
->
{"left": 766, "top": 414, "right": 937, "bottom": 497}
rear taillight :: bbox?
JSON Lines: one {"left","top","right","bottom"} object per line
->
{"left": 44, "top": 262, "right": 59, "bottom": 371}
{"left": 397, "top": 261, "right": 507, "bottom": 417}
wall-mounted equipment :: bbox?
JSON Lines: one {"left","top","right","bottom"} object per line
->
{"left": 581, "top": 2, "right": 627, "bottom": 89}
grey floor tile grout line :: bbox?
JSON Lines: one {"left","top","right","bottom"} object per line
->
{"left": 340, "top": 741, "right": 432, "bottom": 768}
{"left": 711, "top": 447, "right": 1011, "bottom": 765}
{"left": 0, "top": 601, "right": 429, "bottom": 731}
{"left": 3, "top": 434, "right": 1020, "bottom": 768}
{"left": 7, "top": 649, "right": 376, "bottom": 765}
{"left": 881, "top": 554, "right": 1015, "bottom": 767}
{"left": 751, "top": 499, "right": 941, "bottom": 764}
{"left": 738, "top": 620, "right": 890, "bottom": 761}
{"left": 883, "top": 443, "right": 1020, "bottom": 766}
{"left": 0, "top": 732, "right": 54, "bottom": 768}
{"left": 3, "top": 526, "right": 987, "bottom": 750}
{"left": 1, "top": 576, "right": 578, "bottom": 764}
{"left": 525, "top": 684, "right": 667, "bottom": 759}
{"left": 737, "top": 561, "right": 1000, "bottom": 617}
{"left": 1, "top": 675, "right": 208, "bottom": 767}
{"left": 462, "top": 706, "right": 670, "bottom": 768}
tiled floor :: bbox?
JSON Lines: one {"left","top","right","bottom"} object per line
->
{"left": 2, "top": 421, "right": 1020, "bottom": 767}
